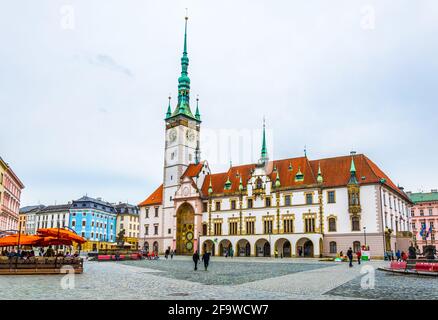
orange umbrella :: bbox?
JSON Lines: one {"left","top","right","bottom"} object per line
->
{"left": 37, "top": 236, "right": 73, "bottom": 246}
{"left": 0, "top": 234, "right": 42, "bottom": 247}
{"left": 37, "top": 228, "right": 86, "bottom": 244}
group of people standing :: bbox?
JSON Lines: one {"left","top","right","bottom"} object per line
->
{"left": 164, "top": 248, "right": 175, "bottom": 260}
{"left": 345, "top": 247, "right": 363, "bottom": 267}
{"left": 192, "top": 250, "right": 211, "bottom": 271}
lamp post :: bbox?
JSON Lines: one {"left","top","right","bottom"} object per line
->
{"left": 363, "top": 226, "right": 367, "bottom": 247}
{"left": 197, "top": 232, "right": 201, "bottom": 254}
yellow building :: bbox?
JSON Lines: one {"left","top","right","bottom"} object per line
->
{"left": 18, "top": 212, "right": 27, "bottom": 234}
{"left": 115, "top": 203, "right": 140, "bottom": 250}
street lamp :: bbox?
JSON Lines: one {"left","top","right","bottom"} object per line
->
{"left": 363, "top": 226, "right": 367, "bottom": 247}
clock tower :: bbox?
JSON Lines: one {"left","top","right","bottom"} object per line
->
{"left": 163, "top": 15, "right": 201, "bottom": 212}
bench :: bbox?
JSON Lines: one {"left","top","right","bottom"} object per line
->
{"left": 415, "top": 262, "right": 438, "bottom": 272}
{"left": 390, "top": 261, "right": 407, "bottom": 270}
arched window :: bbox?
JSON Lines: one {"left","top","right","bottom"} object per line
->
{"left": 256, "top": 178, "right": 263, "bottom": 190}
{"left": 153, "top": 241, "right": 159, "bottom": 253}
{"left": 351, "top": 193, "right": 360, "bottom": 206}
{"left": 351, "top": 216, "right": 360, "bottom": 231}
{"left": 329, "top": 241, "right": 337, "bottom": 254}
{"left": 328, "top": 218, "right": 337, "bottom": 232}
{"left": 353, "top": 241, "right": 361, "bottom": 253}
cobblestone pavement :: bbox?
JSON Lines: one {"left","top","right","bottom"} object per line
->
{"left": 0, "top": 257, "right": 433, "bottom": 300}
{"left": 118, "top": 258, "right": 332, "bottom": 285}
{"left": 326, "top": 271, "right": 438, "bottom": 300}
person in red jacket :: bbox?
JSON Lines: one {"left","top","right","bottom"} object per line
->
{"left": 401, "top": 251, "right": 408, "bottom": 261}
{"left": 356, "top": 250, "right": 362, "bottom": 265}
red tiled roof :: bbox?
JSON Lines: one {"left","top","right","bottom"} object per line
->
{"left": 182, "top": 162, "right": 204, "bottom": 178}
{"left": 201, "top": 154, "right": 410, "bottom": 201}
{"left": 138, "top": 184, "right": 163, "bottom": 206}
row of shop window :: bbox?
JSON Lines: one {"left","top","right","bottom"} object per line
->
{"left": 204, "top": 191, "right": 337, "bottom": 212}
{"left": 205, "top": 216, "right": 360, "bottom": 236}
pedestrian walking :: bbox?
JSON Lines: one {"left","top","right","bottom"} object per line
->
{"left": 192, "top": 251, "right": 200, "bottom": 271}
{"left": 356, "top": 250, "right": 361, "bottom": 265}
{"left": 165, "top": 248, "right": 169, "bottom": 260}
{"left": 170, "top": 249, "right": 174, "bottom": 259}
{"left": 202, "top": 251, "right": 211, "bottom": 271}
{"left": 347, "top": 247, "right": 353, "bottom": 267}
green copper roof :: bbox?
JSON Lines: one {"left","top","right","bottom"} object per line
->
{"left": 409, "top": 192, "right": 438, "bottom": 204}
{"left": 275, "top": 171, "right": 281, "bottom": 188}
{"left": 208, "top": 177, "right": 213, "bottom": 194}
{"left": 165, "top": 96, "right": 172, "bottom": 119}
{"left": 224, "top": 175, "right": 232, "bottom": 190}
{"left": 348, "top": 157, "right": 358, "bottom": 185}
{"left": 168, "top": 16, "right": 199, "bottom": 122}
{"left": 317, "top": 163, "right": 323, "bottom": 183}
{"left": 195, "top": 96, "right": 201, "bottom": 121}
{"left": 295, "top": 166, "right": 304, "bottom": 182}
{"left": 350, "top": 157, "right": 356, "bottom": 173}
{"left": 239, "top": 176, "right": 244, "bottom": 191}
{"left": 260, "top": 118, "right": 268, "bottom": 162}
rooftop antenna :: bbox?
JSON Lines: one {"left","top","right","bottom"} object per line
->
{"left": 304, "top": 145, "right": 307, "bottom": 157}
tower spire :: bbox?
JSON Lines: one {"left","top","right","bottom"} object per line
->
{"left": 317, "top": 162, "right": 323, "bottom": 183}
{"left": 165, "top": 95, "right": 172, "bottom": 119}
{"left": 195, "top": 95, "right": 201, "bottom": 121}
{"left": 169, "top": 13, "right": 198, "bottom": 121}
{"left": 260, "top": 117, "right": 268, "bottom": 163}
{"left": 348, "top": 155, "right": 358, "bottom": 185}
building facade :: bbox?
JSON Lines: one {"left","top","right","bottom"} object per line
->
{"left": 69, "top": 196, "right": 117, "bottom": 251}
{"left": 0, "top": 157, "right": 25, "bottom": 232}
{"left": 138, "top": 17, "right": 412, "bottom": 258}
{"left": 408, "top": 190, "right": 438, "bottom": 251}
{"left": 35, "top": 204, "right": 71, "bottom": 230}
{"left": 19, "top": 205, "right": 45, "bottom": 234}
{"left": 115, "top": 203, "right": 140, "bottom": 249}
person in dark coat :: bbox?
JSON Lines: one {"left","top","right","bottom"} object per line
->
{"left": 408, "top": 244, "right": 417, "bottom": 260}
{"left": 347, "top": 247, "right": 353, "bottom": 267}
{"left": 202, "top": 251, "right": 211, "bottom": 271}
{"left": 192, "top": 251, "right": 200, "bottom": 271}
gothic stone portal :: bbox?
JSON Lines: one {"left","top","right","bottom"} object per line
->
{"left": 176, "top": 203, "right": 195, "bottom": 255}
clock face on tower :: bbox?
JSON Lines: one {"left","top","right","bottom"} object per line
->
{"left": 186, "top": 129, "right": 195, "bottom": 142}
{"left": 168, "top": 129, "right": 177, "bottom": 142}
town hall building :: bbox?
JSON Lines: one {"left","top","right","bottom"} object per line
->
{"left": 138, "top": 16, "right": 413, "bottom": 258}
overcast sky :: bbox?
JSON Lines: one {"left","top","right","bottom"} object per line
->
{"left": 1, "top": 1, "right": 438, "bottom": 207}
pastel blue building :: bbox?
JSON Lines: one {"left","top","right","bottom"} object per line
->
{"left": 69, "top": 196, "right": 117, "bottom": 250}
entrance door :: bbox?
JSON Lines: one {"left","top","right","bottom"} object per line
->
{"left": 176, "top": 204, "right": 195, "bottom": 255}
{"left": 283, "top": 241, "right": 291, "bottom": 257}
{"left": 245, "top": 243, "right": 251, "bottom": 257}
{"left": 303, "top": 240, "right": 313, "bottom": 257}
{"left": 263, "top": 242, "right": 271, "bottom": 257}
